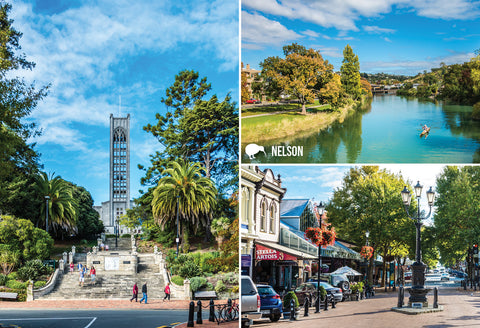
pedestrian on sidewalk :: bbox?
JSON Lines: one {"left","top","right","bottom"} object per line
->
{"left": 130, "top": 282, "right": 138, "bottom": 302}
{"left": 139, "top": 282, "right": 148, "bottom": 304}
{"left": 69, "top": 262, "right": 74, "bottom": 274}
{"left": 90, "top": 266, "right": 96, "bottom": 285}
{"left": 79, "top": 265, "right": 85, "bottom": 287}
{"left": 163, "top": 282, "right": 171, "bottom": 301}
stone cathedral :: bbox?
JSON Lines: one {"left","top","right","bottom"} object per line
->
{"left": 94, "top": 114, "right": 132, "bottom": 235}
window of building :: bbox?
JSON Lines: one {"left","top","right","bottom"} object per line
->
{"left": 260, "top": 201, "right": 266, "bottom": 232}
{"left": 269, "top": 204, "right": 275, "bottom": 234}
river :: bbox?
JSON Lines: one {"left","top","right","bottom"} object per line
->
{"left": 242, "top": 95, "right": 480, "bottom": 163}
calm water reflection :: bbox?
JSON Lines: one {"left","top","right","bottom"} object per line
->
{"left": 242, "top": 95, "right": 480, "bottom": 163}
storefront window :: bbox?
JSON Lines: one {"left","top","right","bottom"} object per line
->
{"left": 260, "top": 201, "right": 266, "bottom": 231}
{"left": 269, "top": 204, "right": 275, "bottom": 233}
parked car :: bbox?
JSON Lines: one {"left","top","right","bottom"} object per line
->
{"left": 241, "top": 275, "right": 262, "bottom": 327}
{"left": 256, "top": 284, "right": 282, "bottom": 322}
{"left": 404, "top": 271, "right": 412, "bottom": 280}
{"left": 310, "top": 273, "right": 351, "bottom": 295}
{"left": 246, "top": 98, "right": 260, "bottom": 104}
{"left": 425, "top": 273, "right": 442, "bottom": 282}
{"left": 311, "top": 281, "right": 343, "bottom": 303}
{"left": 441, "top": 273, "right": 450, "bottom": 281}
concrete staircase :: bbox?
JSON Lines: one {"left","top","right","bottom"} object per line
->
{"left": 39, "top": 253, "right": 173, "bottom": 300}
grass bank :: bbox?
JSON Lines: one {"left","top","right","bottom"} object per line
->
{"left": 241, "top": 101, "right": 356, "bottom": 144}
{"left": 242, "top": 101, "right": 329, "bottom": 117}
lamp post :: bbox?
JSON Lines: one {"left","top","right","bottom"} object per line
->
{"left": 315, "top": 201, "right": 325, "bottom": 313}
{"left": 176, "top": 195, "right": 180, "bottom": 258}
{"left": 365, "top": 230, "right": 370, "bottom": 281}
{"left": 45, "top": 196, "right": 50, "bottom": 233}
{"left": 115, "top": 219, "right": 119, "bottom": 249}
{"left": 401, "top": 181, "right": 435, "bottom": 307}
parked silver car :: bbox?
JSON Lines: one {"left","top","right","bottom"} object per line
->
{"left": 241, "top": 275, "right": 262, "bottom": 327}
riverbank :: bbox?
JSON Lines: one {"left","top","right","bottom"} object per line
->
{"left": 241, "top": 99, "right": 365, "bottom": 144}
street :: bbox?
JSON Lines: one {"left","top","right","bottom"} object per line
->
{"left": 0, "top": 309, "right": 189, "bottom": 328}
{"left": 253, "top": 286, "right": 480, "bottom": 328}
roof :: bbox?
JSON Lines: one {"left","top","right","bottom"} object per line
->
{"left": 280, "top": 199, "right": 310, "bottom": 218}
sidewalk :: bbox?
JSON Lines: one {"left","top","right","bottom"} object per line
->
{"left": 0, "top": 299, "right": 227, "bottom": 310}
{"left": 253, "top": 288, "right": 480, "bottom": 328}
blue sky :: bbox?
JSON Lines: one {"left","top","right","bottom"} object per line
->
{"left": 242, "top": 0, "right": 480, "bottom": 75}
{"left": 12, "top": 0, "right": 239, "bottom": 205}
{"left": 259, "top": 164, "right": 449, "bottom": 223}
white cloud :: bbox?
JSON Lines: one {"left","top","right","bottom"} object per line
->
{"left": 242, "top": 11, "right": 302, "bottom": 47}
{"left": 12, "top": 0, "right": 238, "bottom": 150}
{"left": 384, "top": 37, "right": 393, "bottom": 42}
{"left": 363, "top": 25, "right": 396, "bottom": 34}
{"left": 302, "top": 30, "right": 321, "bottom": 38}
{"left": 242, "top": 0, "right": 479, "bottom": 32}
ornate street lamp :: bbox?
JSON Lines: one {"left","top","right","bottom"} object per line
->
{"left": 365, "top": 230, "right": 370, "bottom": 280}
{"left": 45, "top": 196, "right": 50, "bottom": 233}
{"left": 315, "top": 201, "right": 325, "bottom": 313}
{"left": 401, "top": 181, "right": 435, "bottom": 307}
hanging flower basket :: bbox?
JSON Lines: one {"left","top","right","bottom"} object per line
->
{"left": 305, "top": 225, "right": 336, "bottom": 248}
{"left": 360, "top": 246, "right": 374, "bottom": 259}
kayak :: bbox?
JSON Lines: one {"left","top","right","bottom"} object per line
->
{"left": 420, "top": 127, "right": 430, "bottom": 138}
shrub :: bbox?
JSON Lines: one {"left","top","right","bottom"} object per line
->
{"left": 171, "top": 275, "right": 184, "bottom": 286}
{"left": 34, "top": 281, "right": 47, "bottom": 289}
{"left": 283, "top": 291, "right": 299, "bottom": 309}
{"left": 472, "top": 102, "right": 480, "bottom": 120}
{"left": 179, "top": 260, "right": 202, "bottom": 278}
{"left": 6, "top": 280, "right": 28, "bottom": 289}
{"left": 230, "top": 286, "right": 239, "bottom": 294}
{"left": 221, "top": 272, "right": 238, "bottom": 285}
{"left": 7, "top": 272, "right": 18, "bottom": 280}
{"left": 0, "top": 274, "right": 7, "bottom": 286}
{"left": 105, "top": 234, "right": 116, "bottom": 238}
{"left": 17, "top": 260, "right": 48, "bottom": 282}
{"left": 120, "top": 234, "right": 131, "bottom": 238}
{"left": 215, "top": 280, "right": 227, "bottom": 294}
{"left": 206, "top": 282, "right": 214, "bottom": 290}
{"left": 190, "top": 277, "right": 207, "bottom": 292}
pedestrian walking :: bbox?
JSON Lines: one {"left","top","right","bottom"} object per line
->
{"left": 90, "top": 266, "right": 96, "bottom": 285}
{"left": 163, "top": 282, "right": 171, "bottom": 301}
{"left": 139, "top": 282, "right": 148, "bottom": 304}
{"left": 79, "top": 265, "right": 85, "bottom": 287}
{"left": 130, "top": 282, "right": 138, "bottom": 302}
{"left": 69, "top": 262, "right": 74, "bottom": 273}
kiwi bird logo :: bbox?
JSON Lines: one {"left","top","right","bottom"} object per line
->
{"left": 245, "top": 143, "right": 266, "bottom": 159}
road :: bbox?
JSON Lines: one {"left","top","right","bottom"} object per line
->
{"left": 0, "top": 309, "right": 189, "bottom": 328}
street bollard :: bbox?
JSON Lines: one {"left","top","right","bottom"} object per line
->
{"left": 397, "top": 286, "right": 404, "bottom": 308}
{"left": 324, "top": 296, "right": 328, "bottom": 311}
{"left": 331, "top": 298, "right": 336, "bottom": 309}
{"left": 304, "top": 297, "right": 309, "bottom": 317}
{"left": 464, "top": 279, "right": 467, "bottom": 290}
{"left": 187, "top": 301, "right": 195, "bottom": 327}
{"left": 433, "top": 287, "right": 438, "bottom": 309}
{"left": 209, "top": 299, "right": 215, "bottom": 322}
{"left": 197, "top": 300, "right": 203, "bottom": 324}
{"left": 315, "top": 294, "right": 320, "bottom": 313}
{"left": 290, "top": 299, "right": 296, "bottom": 321}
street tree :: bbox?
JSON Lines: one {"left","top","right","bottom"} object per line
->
{"left": 434, "top": 166, "right": 480, "bottom": 266}
{"left": 151, "top": 160, "right": 217, "bottom": 250}
{"left": 340, "top": 45, "right": 362, "bottom": 100}
{"left": 327, "top": 166, "right": 415, "bottom": 285}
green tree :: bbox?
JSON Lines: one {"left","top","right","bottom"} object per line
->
{"left": 0, "top": 215, "right": 54, "bottom": 262}
{"left": 151, "top": 160, "right": 217, "bottom": 248}
{"left": 67, "top": 182, "right": 104, "bottom": 239}
{"left": 340, "top": 45, "right": 362, "bottom": 100}
{"left": 0, "top": 3, "right": 48, "bottom": 216}
{"left": 261, "top": 43, "right": 334, "bottom": 114}
{"left": 434, "top": 166, "right": 480, "bottom": 266}
{"left": 35, "top": 172, "right": 77, "bottom": 236}
{"left": 319, "top": 73, "right": 343, "bottom": 108}
{"left": 326, "top": 166, "right": 415, "bottom": 285}
{"left": 141, "top": 70, "right": 238, "bottom": 193}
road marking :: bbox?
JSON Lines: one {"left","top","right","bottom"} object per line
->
{"left": 0, "top": 317, "right": 95, "bottom": 321}
{"left": 170, "top": 323, "right": 181, "bottom": 325}
{"left": 84, "top": 317, "right": 97, "bottom": 328}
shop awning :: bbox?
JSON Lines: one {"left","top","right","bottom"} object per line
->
{"left": 255, "top": 240, "right": 318, "bottom": 260}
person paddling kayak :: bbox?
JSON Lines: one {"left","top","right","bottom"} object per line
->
{"left": 420, "top": 124, "right": 430, "bottom": 138}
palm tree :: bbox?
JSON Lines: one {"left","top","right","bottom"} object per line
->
{"left": 35, "top": 172, "right": 77, "bottom": 235}
{"left": 151, "top": 160, "right": 217, "bottom": 247}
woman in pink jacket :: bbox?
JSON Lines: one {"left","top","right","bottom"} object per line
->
{"left": 130, "top": 283, "right": 138, "bottom": 302}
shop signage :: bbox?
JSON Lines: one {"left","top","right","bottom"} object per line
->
{"left": 255, "top": 244, "right": 296, "bottom": 261}
{"left": 241, "top": 254, "right": 252, "bottom": 267}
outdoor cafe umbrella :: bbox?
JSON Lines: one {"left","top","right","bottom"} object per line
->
{"left": 332, "top": 266, "right": 363, "bottom": 276}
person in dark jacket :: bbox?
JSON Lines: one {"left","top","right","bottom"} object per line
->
{"left": 130, "top": 282, "right": 138, "bottom": 302}
{"left": 139, "top": 282, "right": 148, "bottom": 304}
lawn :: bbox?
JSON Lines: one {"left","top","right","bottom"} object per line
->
{"left": 241, "top": 101, "right": 330, "bottom": 117}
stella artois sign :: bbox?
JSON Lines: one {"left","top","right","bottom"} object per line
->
{"left": 255, "top": 244, "right": 296, "bottom": 261}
